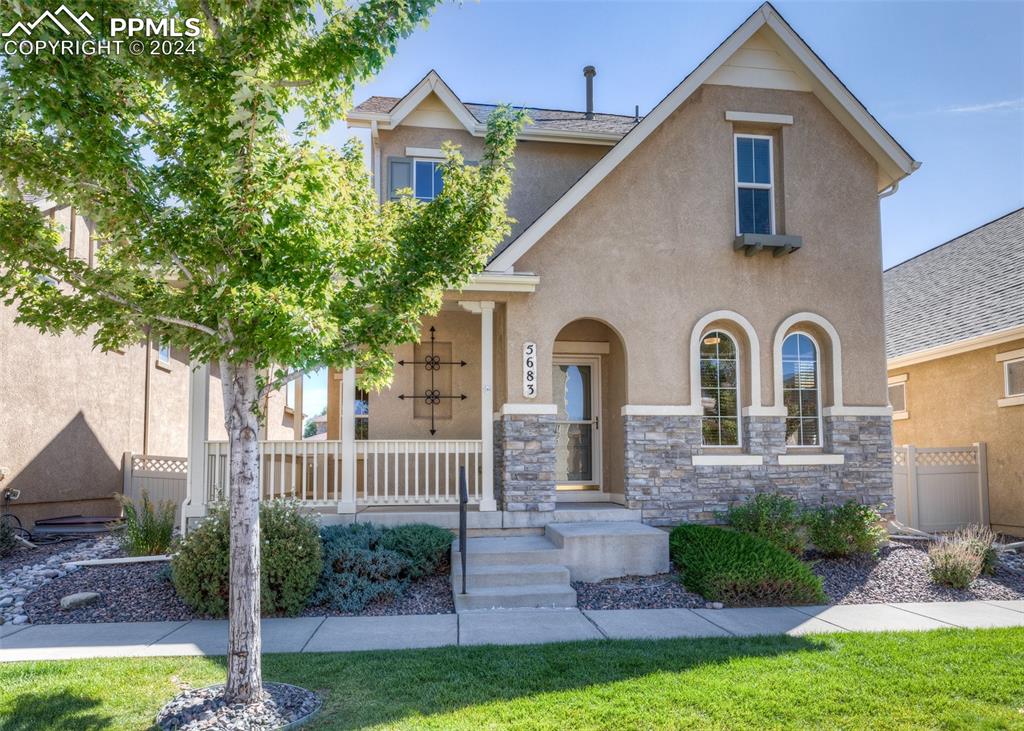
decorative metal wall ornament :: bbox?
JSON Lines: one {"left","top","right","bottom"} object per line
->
{"left": 396, "top": 326, "right": 467, "bottom": 435}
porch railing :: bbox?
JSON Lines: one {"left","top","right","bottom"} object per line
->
{"left": 204, "top": 439, "right": 483, "bottom": 507}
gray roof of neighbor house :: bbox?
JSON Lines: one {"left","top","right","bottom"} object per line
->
{"left": 351, "top": 96, "right": 640, "bottom": 137}
{"left": 884, "top": 208, "right": 1024, "bottom": 360}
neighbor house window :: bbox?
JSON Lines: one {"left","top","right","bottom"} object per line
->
{"left": 355, "top": 386, "right": 369, "bottom": 439}
{"left": 783, "top": 332, "right": 820, "bottom": 446}
{"left": 157, "top": 341, "right": 171, "bottom": 366}
{"left": 413, "top": 160, "right": 444, "bottom": 201}
{"left": 734, "top": 135, "right": 774, "bottom": 235}
{"left": 1005, "top": 357, "right": 1024, "bottom": 398}
{"left": 700, "top": 330, "right": 740, "bottom": 446}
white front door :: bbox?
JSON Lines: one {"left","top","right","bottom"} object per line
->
{"left": 552, "top": 357, "right": 601, "bottom": 491}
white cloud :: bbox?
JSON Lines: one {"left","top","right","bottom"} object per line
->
{"left": 944, "top": 98, "right": 1024, "bottom": 114}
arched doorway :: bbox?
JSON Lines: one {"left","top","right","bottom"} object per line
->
{"left": 552, "top": 319, "right": 628, "bottom": 503}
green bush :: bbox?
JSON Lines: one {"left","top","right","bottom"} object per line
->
{"left": 171, "top": 500, "right": 321, "bottom": 617}
{"left": 114, "top": 491, "right": 176, "bottom": 556}
{"left": 804, "top": 501, "right": 886, "bottom": 558}
{"left": 379, "top": 523, "right": 454, "bottom": 578}
{"left": 725, "top": 493, "right": 806, "bottom": 556}
{"left": 929, "top": 525, "right": 999, "bottom": 588}
{"left": 669, "top": 524, "right": 826, "bottom": 606}
{"left": 0, "top": 519, "right": 16, "bottom": 559}
{"left": 312, "top": 524, "right": 412, "bottom": 613}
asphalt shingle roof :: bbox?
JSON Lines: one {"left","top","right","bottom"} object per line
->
{"left": 883, "top": 208, "right": 1024, "bottom": 360}
{"left": 351, "top": 96, "right": 639, "bottom": 136}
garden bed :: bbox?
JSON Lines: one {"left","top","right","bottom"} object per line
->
{"left": 573, "top": 571, "right": 705, "bottom": 610}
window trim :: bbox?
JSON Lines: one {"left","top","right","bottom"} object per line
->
{"left": 999, "top": 356, "right": 1024, "bottom": 408}
{"left": 699, "top": 329, "right": 743, "bottom": 448}
{"left": 782, "top": 330, "right": 823, "bottom": 448}
{"left": 733, "top": 133, "right": 775, "bottom": 236}
{"left": 156, "top": 341, "right": 171, "bottom": 370}
{"left": 887, "top": 374, "right": 909, "bottom": 420}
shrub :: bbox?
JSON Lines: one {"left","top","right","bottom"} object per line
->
{"left": 0, "top": 518, "right": 16, "bottom": 559}
{"left": 804, "top": 501, "right": 886, "bottom": 558}
{"left": 725, "top": 493, "right": 806, "bottom": 556}
{"left": 929, "top": 525, "right": 999, "bottom": 588}
{"left": 312, "top": 523, "right": 413, "bottom": 613}
{"left": 114, "top": 491, "right": 176, "bottom": 556}
{"left": 171, "top": 500, "right": 321, "bottom": 617}
{"left": 379, "top": 523, "right": 454, "bottom": 578}
{"left": 669, "top": 524, "right": 826, "bottom": 606}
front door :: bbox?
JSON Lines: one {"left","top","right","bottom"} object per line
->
{"left": 552, "top": 357, "right": 601, "bottom": 492}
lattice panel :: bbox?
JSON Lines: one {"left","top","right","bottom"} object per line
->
{"left": 915, "top": 450, "right": 977, "bottom": 467}
{"left": 133, "top": 455, "right": 188, "bottom": 474}
{"left": 892, "top": 449, "right": 907, "bottom": 467}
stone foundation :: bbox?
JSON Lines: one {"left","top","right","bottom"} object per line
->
{"left": 624, "top": 414, "right": 893, "bottom": 526}
{"left": 494, "top": 413, "right": 557, "bottom": 511}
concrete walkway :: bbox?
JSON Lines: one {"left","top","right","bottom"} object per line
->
{"left": 1, "top": 600, "right": 1021, "bottom": 662}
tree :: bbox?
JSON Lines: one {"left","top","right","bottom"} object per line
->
{"left": 0, "top": 0, "right": 524, "bottom": 705}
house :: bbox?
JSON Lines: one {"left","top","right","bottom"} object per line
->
{"left": 885, "top": 209, "right": 1024, "bottom": 537}
{"left": 0, "top": 202, "right": 299, "bottom": 529}
{"left": 180, "top": 3, "right": 918, "bottom": 552}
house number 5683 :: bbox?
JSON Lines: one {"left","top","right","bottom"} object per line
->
{"left": 523, "top": 342, "right": 537, "bottom": 399}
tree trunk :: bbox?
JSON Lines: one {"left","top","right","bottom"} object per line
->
{"left": 221, "top": 359, "right": 263, "bottom": 705}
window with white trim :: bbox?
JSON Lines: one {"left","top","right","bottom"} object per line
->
{"left": 782, "top": 332, "right": 821, "bottom": 446}
{"left": 887, "top": 382, "right": 907, "bottom": 413}
{"left": 734, "top": 134, "right": 774, "bottom": 235}
{"left": 413, "top": 159, "right": 444, "bottom": 201}
{"left": 157, "top": 341, "right": 171, "bottom": 367}
{"left": 1005, "top": 357, "right": 1024, "bottom": 398}
{"left": 355, "top": 384, "right": 369, "bottom": 440}
{"left": 700, "top": 330, "right": 740, "bottom": 446}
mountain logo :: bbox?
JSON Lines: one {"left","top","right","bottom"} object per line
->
{"left": 2, "top": 5, "right": 94, "bottom": 37}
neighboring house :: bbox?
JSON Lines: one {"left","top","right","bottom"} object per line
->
{"left": 885, "top": 209, "right": 1024, "bottom": 536}
{"left": 181, "top": 3, "right": 919, "bottom": 532}
{"left": 0, "top": 201, "right": 298, "bottom": 529}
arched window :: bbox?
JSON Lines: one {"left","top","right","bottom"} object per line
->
{"left": 782, "top": 332, "right": 821, "bottom": 446}
{"left": 700, "top": 330, "right": 740, "bottom": 446}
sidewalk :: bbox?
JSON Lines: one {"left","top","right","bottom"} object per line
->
{"left": 1, "top": 600, "right": 1021, "bottom": 662}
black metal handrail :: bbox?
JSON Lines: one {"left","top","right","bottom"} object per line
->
{"left": 458, "top": 466, "right": 468, "bottom": 595}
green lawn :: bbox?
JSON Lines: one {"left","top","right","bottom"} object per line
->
{"left": 2, "top": 628, "right": 1022, "bottom": 730}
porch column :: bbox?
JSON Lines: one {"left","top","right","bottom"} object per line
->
{"left": 338, "top": 366, "right": 357, "bottom": 513}
{"left": 182, "top": 361, "right": 209, "bottom": 532}
{"left": 479, "top": 302, "right": 497, "bottom": 511}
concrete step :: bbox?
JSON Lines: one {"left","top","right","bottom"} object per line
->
{"left": 545, "top": 521, "right": 670, "bottom": 582}
{"left": 453, "top": 584, "right": 578, "bottom": 611}
{"left": 451, "top": 535, "right": 563, "bottom": 566}
{"left": 451, "top": 563, "right": 571, "bottom": 589}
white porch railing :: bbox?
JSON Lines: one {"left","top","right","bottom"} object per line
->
{"left": 204, "top": 439, "right": 483, "bottom": 508}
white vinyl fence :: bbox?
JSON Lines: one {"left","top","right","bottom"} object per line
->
{"left": 122, "top": 453, "right": 188, "bottom": 527}
{"left": 892, "top": 444, "right": 989, "bottom": 532}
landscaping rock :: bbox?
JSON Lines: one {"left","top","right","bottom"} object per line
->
{"left": 155, "top": 682, "right": 321, "bottom": 730}
{"left": 11, "top": 614, "right": 28, "bottom": 625}
{"left": 573, "top": 571, "right": 705, "bottom": 610}
{"left": 60, "top": 591, "right": 101, "bottom": 610}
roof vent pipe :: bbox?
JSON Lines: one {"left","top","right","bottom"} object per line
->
{"left": 583, "top": 66, "right": 596, "bottom": 119}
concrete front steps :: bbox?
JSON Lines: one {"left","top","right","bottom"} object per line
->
{"left": 451, "top": 521, "right": 668, "bottom": 612}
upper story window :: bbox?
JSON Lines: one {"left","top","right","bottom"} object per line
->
{"left": 734, "top": 135, "right": 774, "bottom": 235}
{"left": 157, "top": 341, "right": 171, "bottom": 367}
{"left": 782, "top": 332, "right": 821, "bottom": 446}
{"left": 700, "top": 330, "right": 740, "bottom": 446}
{"left": 1005, "top": 357, "right": 1024, "bottom": 399}
{"left": 413, "top": 160, "right": 444, "bottom": 201}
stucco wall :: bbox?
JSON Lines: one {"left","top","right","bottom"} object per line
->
{"left": 503, "top": 84, "right": 887, "bottom": 411}
{"left": 889, "top": 340, "right": 1024, "bottom": 535}
{"left": 375, "top": 126, "right": 608, "bottom": 241}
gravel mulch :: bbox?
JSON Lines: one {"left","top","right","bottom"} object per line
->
{"left": 155, "top": 682, "right": 320, "bottom": 730}
{"left": 573, "top": 571, "right": 705, "bottom": 610}
{"left": 812, "top": 541, "right": 1024, "bottom": 604}
{"left": 23, "top": 559, "right": 196, "bottom": 624}
{"left": 0, "top": 536, "right": 92, "bottom": 575}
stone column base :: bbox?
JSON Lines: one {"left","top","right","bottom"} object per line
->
{"left": 494, "top": 413, "right": 557, "bottom": 511}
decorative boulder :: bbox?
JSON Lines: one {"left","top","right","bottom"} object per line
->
{"left": 60, "top": 591, "right": 101, "bottom": 610}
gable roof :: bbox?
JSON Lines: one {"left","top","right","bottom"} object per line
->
{"left": 348, "top": 71, "right": 637, "bottom": 145}
{"left": 486, "top": 2, "right": 920, "bottom": 272}
{"left": 352, "top": 95, "right": 639, "bottom": 137}
{"left": 884, "top": 208, "right": 1024, "bottom": 362}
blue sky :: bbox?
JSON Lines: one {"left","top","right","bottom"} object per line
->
{"left": 303, "top": 0, "right": 1024, "bottom": 421}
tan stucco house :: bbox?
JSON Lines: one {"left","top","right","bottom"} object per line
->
{"left": 0, "top": 200, "right": 299, "bottom": 528}
{"left": 886, "top": 209, "right": 1024, "bottom": 536}
{"left": 181, "top": 3, "right": 919, "bottom": 532}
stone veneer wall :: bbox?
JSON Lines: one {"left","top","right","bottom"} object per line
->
{"left": 624, "top": 414, "right": 893, "bottom": 526}
{"left": 494, "top": 414, "right": 557, "bottom": 511}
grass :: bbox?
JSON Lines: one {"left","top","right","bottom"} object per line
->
{"left": 1, "top": 628, "right": 1023, "bottom": 729}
